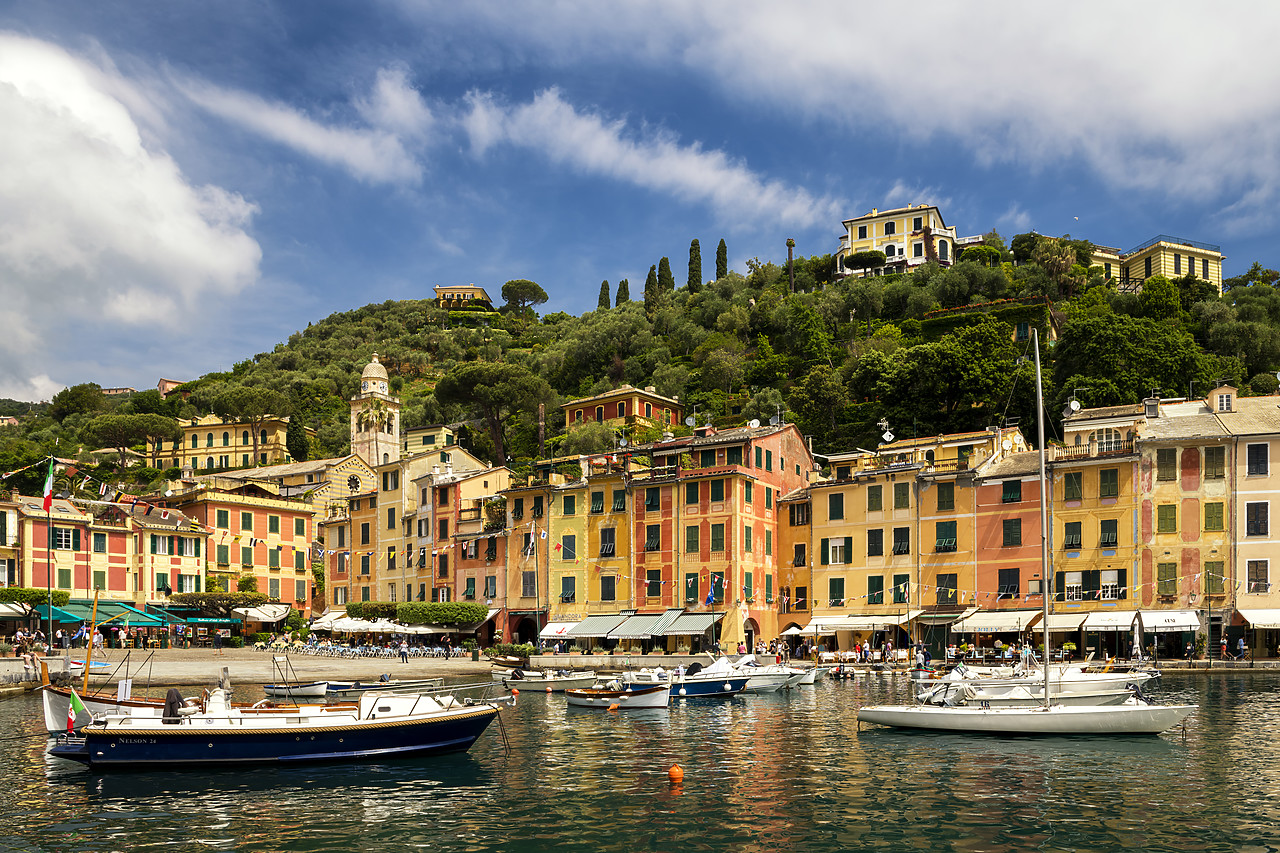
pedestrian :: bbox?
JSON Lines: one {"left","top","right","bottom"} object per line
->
{"left": 1238, "top": 636, "right": 1247, "bottom": 660}
{"left": 399, "top": 639, "right": 409, "bottom": 663}
{"left": 1220, "top": 638, "right": 1227, "bottom": 660}
{"left": 1185, "top": 640, "right": 1194, "bottom": 659}
{"left": 213, "top": 630, "right": 223, "bottom": 655}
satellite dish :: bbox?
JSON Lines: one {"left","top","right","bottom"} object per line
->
{"left": 1001, "top": 439, "right": 1012, "bottom": 451}
{"left": 618, "top": 438, "right": 628, "bottom": 447}
{"left": 748, "top": 419, "right": 761, "bottom": 429}
{"left": 684, "top": 416, "right": 695, "bottom": 426}
{"left": 1068, "top": 399, "right": 1081, "bottom": 412}
{"left": 882, "top": 431, "right": 895, "bottom": 443}
{"left": 769, "top": 415, "right": 780, "bottom": 426}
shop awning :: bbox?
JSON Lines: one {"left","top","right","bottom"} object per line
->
{"left": 1081, "top": 609, "right": 1139, "bottom": 630}
{"left": 566, "top": 614, "right": 631, "bottom": 638}
{"left": 455, "top": 608, "right": 502, "bottom": 633}
{"left": 1239, "top": 609, "right": 1280, "bottom": 630}
{"left": 1139, "top": 610, "right": 1201, "bottom": 633}
{"left": 0, "top": 602, "right": 31, "bottom": 619}
{"left": 539, "top": 621, "right": 578, "bottom": 639}
{"left": 34, "top": 604, "right": 80, "bottom": 623}
{"left": 1044, "top": 613, "right": 1086, "bottom": 632}
{"left": 660, "top": 612, "right": 726, "bottom": 636}
{"left": 608, "top": 612, "right": 666, "bottom": 639}
{"left": 233, "top": 604, "right": 293, "bottom": 623}
{"left": 310, "top": 609, "right": 346, "bottom": 630}
{"left": 62, "top": 601, "right": 165, "bottom": 627}
{"left": 914, "top": 606, "right": 979, "bottom": 625}
{"left": 952, "top": 609, "right": 1043, "bottom": 634}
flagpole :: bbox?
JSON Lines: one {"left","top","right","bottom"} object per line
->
{"left": 44, "top": 455, "right": 54, "bottom": 653}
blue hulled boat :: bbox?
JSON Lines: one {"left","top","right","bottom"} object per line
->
{"left": 623, "top": 657, "right": 749, "bottom": 698}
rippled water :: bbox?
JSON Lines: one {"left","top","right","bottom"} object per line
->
{"left": 1, "top": 673, "right": 1276, "bottom": 852}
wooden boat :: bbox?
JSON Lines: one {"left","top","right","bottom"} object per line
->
{"left": 48, "top": 688, "right": 500, "bottom": 768}
{"left": 856, "top": 331, "right": 1196, "bottom": 737}
{"left": 326, "top": 677, "right": 445, "bottom": 699}
{"left": 564, "top": 683, "right": 669, "bottom": 710}
{"left": 499, "top": 669, "right": 598, "bottom": 692}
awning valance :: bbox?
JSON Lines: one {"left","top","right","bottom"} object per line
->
{"left": 608, "top": 612, "right": 665, "bottom": 639}
{"left": 539, "top": 621, "right": 578, "bottom": 639}
{"left": 233, "top": 604, "right": 292, "bottom": 623}
{"left": 1139, "top": 610, "right": 1201, "bottom": 633}
{"left": 1081, "top": 609, "right": 1139, "bottom": 630}
{"left": 1239, "top": 609, "right": 1280, "bottom": 630}
{"left": 952, "top": 609, "right": 1043, "bottom": 634}
{"left": 1044, "top": 613, "right": 1086, "bottom": 632}
{"left": 914, "top": 606, "right": 978, "bottom": 625}
{"left": 566, "top": 614, "right": 630, "bottom": 637}
{"left": 0, "top": 602, "right": 31, "bottom": 619}
{"left": 659, "top": 612, "right": 725, "bottom": 636}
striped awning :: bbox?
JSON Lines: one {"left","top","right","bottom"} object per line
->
{"left": 566, "top": 614, "right": 630, "bottom": 638}
{"left": 951, "top": 609, "right": 1043, "bottom": 634}
{"left": 659, "top": 611, "right": 725, "bottom": 636}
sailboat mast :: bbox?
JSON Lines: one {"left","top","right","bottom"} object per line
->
{"left": 1034, "top": 330, "right": 1051, "bottom": 706}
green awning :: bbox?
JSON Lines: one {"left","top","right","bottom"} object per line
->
{"left": 35, "top": 604, "right": 81, "bottom": 623}
{"left": 63, "top": 601, "right": 165, "bottom": 627}
{"left": 182, "top": 616, "right": 242, "bottom": 624}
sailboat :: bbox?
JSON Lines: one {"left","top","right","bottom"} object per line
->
{"left": 857, "top": 330, "right": 1196, "bottom": 736}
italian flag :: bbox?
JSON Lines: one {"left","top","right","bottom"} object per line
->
{"left": 67, "top": 687, "right": 87, "bottom": 733}
{"left": 42, "top": 457, "right": 55, "bottom": 512}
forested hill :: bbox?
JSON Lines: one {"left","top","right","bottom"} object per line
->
{"left": 10, "top": 233, "right": 1280, "bottom": 494}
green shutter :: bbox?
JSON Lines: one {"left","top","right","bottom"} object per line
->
{"left": 843, "top": 536, "right": 852, "bottom": 556}
{"left": 168, "top": 536, "right": 175, "bottom": 555}
{"left": 820, "top": 538, "right": 829, "bottom": 565}
{"left": 1054, "top": 571, "right": 1065, "bottom": 601}
{"left": 194, "top": 539, "right": 201, "bottom": 558}
{"left": 72, "top": 529, "right": 81, "bottom": 551}
{"left": 151, "top": 534, "right": 157, "bottom": 554}
{"left": 1118, "top": 569, "right": 1128, "bottom": 599}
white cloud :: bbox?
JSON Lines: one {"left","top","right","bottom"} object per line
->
{"left": 355, "top": 64, "right": 433, "bottom": 139}
{"left": 461, "top": 88, "right": 842, "bottom": 230}
{"left": 0, "top": 32, "right": 261, "bottom": 399}
{"left": 997, "top": 203, "right": 1032, "bottom": 233}
{"left": 883, "top": 181, "right": 952, "bottom": 215}
{"left": 185, "top": 79, "right": 424, "bottom": 186}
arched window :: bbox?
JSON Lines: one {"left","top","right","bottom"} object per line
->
{"left": 383, "top": 453, "right": 389, "bottom": 464}
{"left": 645, "top": 403, "right": 653, "bottom": 418}
{"left": 190, "top": 434, "right": 198, "bottom": 449}
{"left": 618, "top": 402, "right": 626, "bottom": 418}
{"left": 207, "top": 457, "right": 214, "bottom": 470}
{"left": 222, "top": 432, "right": 230, "bottom": 446}
{"left": 1092, "top": 428, "right": 1122, "bottom": 452}
{"left": 595, "top": 406, "right": 604, "bottom": 422}
{"left": 885, "top": 245, "right": 896, "bottom": 257}
{"left": 242, "top": 430, "right": 249, "bottom": 445}
{"left": 939, "top": 240, "right": 949, "bottom": 261}
{"left": 260, "top": 430, "right": 268, "bottom": 446}
{"left": 206, "top": 432, "right": 214, "bottom": 447}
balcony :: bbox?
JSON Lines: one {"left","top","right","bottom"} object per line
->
{"left": 1051, "top": 440, "right": 1136, "bottom": 461}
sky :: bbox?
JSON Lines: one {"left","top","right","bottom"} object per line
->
{"left": 1, "top": 1, "right": 1278, "bottom": 402}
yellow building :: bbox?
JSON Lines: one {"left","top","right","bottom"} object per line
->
{"left": 433, "top": 284, "right": 493, "bottom": 310}
{"left": 776, "top": 488, "right": 812, "bottom": 632}
{"left": 157, "top": 414, "right": 305, "bottom": 473}
{"left": 502, "top": 475, "right": 562, "bottom": 645}
{"left": 1090, "top": 235, "right": 1224, "bottom": 292}
{"left": 837, "top": 203, "right": 971, "bottom": 277}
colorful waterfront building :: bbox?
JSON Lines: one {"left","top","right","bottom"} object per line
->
{"left": 561, "top": 384, "right": 683, "bottom": 434}
{"left": 775, "top": 488, "right": 812, "bottom": 632}
{"left": 502, "top": 475, "right": 560, "bottom": 644}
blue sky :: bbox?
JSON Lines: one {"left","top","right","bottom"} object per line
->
{"left": 1, "top": 1, "right": 1277, "bottom": 400}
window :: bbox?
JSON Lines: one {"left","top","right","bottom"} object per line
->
{"left": 532, "top": 496, "right": 544, "bottom": 518}
{"left": 823, "top": 537, "right": 850, "bottom": 565}
{"left": 1248, "top": 443, "right": 1269, "bottom": 476}
{"left": 361, "top": 522, "right": 370, "bottom": 545}
{"left": 600, "top": 575, "right": 616, "bottom": 602}
{"left": 1003, "top": 518, "right": 1021, "bottom": 547}
{"left": 594, "top": 406, "right": 603, "bottom": 422}
{"left": 1064, "top": 472, "right": 1083, "bottom": 501}
{"left": 936, "top": 482, "right": 954, "bottom": 511}
{"left": 216, "top": 509, "right": 229, "bottom": 529}
{"left": 217, "top": 544, "right": 230, "bottom": 565}
{"left": 387, "top": 507, "right": 397, "bottom": 530}
{"left": 1205, "top": 446, "right": 1225, "bottom": 478}
{"left": 793, "top": 584, "right": 806, "bottom": 609}
{"left": 206, "top": 432, "right": 214, "bottom": 447}
{"left": 1247, "top": 502, "right": 1269, "bottom": 536}
{"left": 1145, "top": 256, "right": 1152, "bottom": 278}
{"left": 241, "top": 511, "right": 253, "bottom": 531}
{"left": 884, "top": 221, "right": 896, "bottom": 236}
{"left": 892, "top": 528, "right": 909, "bottom": 555}
{"left": 268, "top": 547, "right": 280, "bottom": 569}
{"left": 92, "top": 532, "right": 107, "bottom": 553}
{"left": 561, "top": 577, "right": 576, "bottom": 603}
{"left": 1203, "top": 561, "right": 1224, "bottom": 596}
{"left": 646, "top": 569, "right": 661, "bottom": 598}
{"left": 755, "top": 446, "right": 762, "bottom": 467}
{"left": 521, "top": 571, "right": 536, "bottom": 598}
{"left": 1204, "top": 502, "right": 1225, "bottom": 532}
{"left": 1100, "top": 518, "right": 1118, "bottom": 547}
{"left": 893, "top": 573, "right": 910, "bottom": 604}
{"left": 868, "top": 485, "right": 883, "bottom": 512}
{"left": 1002, "top": 480, "right": 1022, "bottom": 503}
{"left": 1157, "top": 562, "right": 1178, "bottom": 596}
{"left": 727, "top": 446, "right": 743, "bottom": 466}
{"left": 828, "top": 577, "right": 845, "bottom": 608}
{"left": 295, "top": 518, "right": 305, "bottom": 537}
{"left": 1064, "top": 570, "right": 1083, "bottom": 602}
{"left": 711, "top": 523, "right": 725, "bottom": 552}
{"left": 765, "top": 450, "right": 772, "bottom": 471}
{"left": 939, "top": 240, "right": 949, "bottom": 261}
{"left": 893, "top": 482, "right": 909, "bottom": 509}
{"left": 936, "top": 573, "right": 957, "bottom": 606}
{"left": 743, "top": 571, "right": 754, "bottom": 602}
{"left": 464, "top": 577, "right": 477, "bottom": 600}
{"left": 685, "top": 482, "right": 699, "bottom": 505}
{"left": 645, "top": 488, "right": 660, "bottom": 511}
{"left": 512, "top": 498, "right": 524, "bottom": 519}
{"left": 599, "top": 528, "right": 616, "bottom": 558}
{"left": 997, "top": 568, "right": 1020, "bottom": 600}
{"left": 828, "top": 492, "right": 844, "bottom": 521}
{"left": 700, "top": 450, "right": 715, "bottom": 467}
{"left": 154, "top": 571, "right": 168, "bottom": 593}
{"left": 685, "top": 573, "right": 700, "bottom": 603}
{"left": 789, "top": 503, "right": 809, "bottom": 526}
{"left": 612, "top": 490, "right": 626, "bottom": 512}
{"left": 743, "top": 525, "right": 753, "bottom": 553}
{"left": 590, "top": 491, "right": 604, "bottom": 514}
{"left": 710, "top": 479, "right": 725, "bottom": 502}
{"left": 867, "top": 529, "right": 884, "bottom": 557}
{"left": 645, "top": 524, "right": 661, "bottom": 552}
{"left": 857, "top": 225, "right": 867, "bottom": 239}
{"left": 867, "top": 575, "right": 884, "bottom": 605}
{"left": 766, "top": 488, "right": 773, "bottom": 510}
{"left": 1156, "top": 448, "right": 1177, "bottom": 481}
{"left": 1157, "top": 504, "right": 1177, "bottom": 533}
{"left": 561, "top": 535, "right": 575, "bottom": 560}
{"left": 1064, "top": 521, "right": 1082, "bottom": 549}
{"left": 337, "top": 527, "right": 346, "bottom": 548}
{"left": 562, "top": 495, "right": 576, "bottom": 516}
{"left": 685, "top": 525, "right": 699, "bottom": 553}
{"left": 744, "top": 481, "right": 754, "bottom": 504}
{"left": 1099, "top": 469, "right": 1119, "bottom": 498}
{"left": 149, "top": 533, "right": 168, "bottom": 555}
{"left": 1248, "top": 560, "right": 1270, "bottom": 594}
{"left": 794, "top": 543, "right": 806, "bottom": 566}
{"left": 765, "top": 529, "right": 772, "bottom": 556}
{"left": 243, "top": 546, "right": 254, "bottom": 567}
{"left": 935, "top": 520, "right": 956, "bottom": 552}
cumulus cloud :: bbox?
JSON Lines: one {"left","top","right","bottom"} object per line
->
{"left": 0, "top": 32, "right": 261, "bottom": 400}
{"left": 461, "top": 88, "right": 841, "bottom": 230}
{"left": 997, "top": 203, "right": 1033, "bottom": 233}
{"left": 356, "top": 64, "right": 433, "bottom": 139}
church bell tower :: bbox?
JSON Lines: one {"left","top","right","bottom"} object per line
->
{"left": 350, "top": 353, "right": 401, "bottom": 466}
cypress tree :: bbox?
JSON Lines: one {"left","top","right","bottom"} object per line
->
{"left": 657, "top": 257, "right": 675, "bottom": 296}
{"left": 643, "top": 265, "right": 658, "bottom": 317}
{"left": 597, "top": 280, "right": 611, "bottom": 311}
{"left": 716, "top": 238, "right": 728, "bottom": 279}
{"left": 687, "top": 239, "right": 702, "bottom": 292}
{"left": 286, "top": 417, "right": 310, "bottom": 462}
{"left": 615, "top": 278, "right": 630, "bottom": 306}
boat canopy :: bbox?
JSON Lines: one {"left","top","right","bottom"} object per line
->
{"left": 1238, "top": 609, "right": 1280, "bottom": 629}
{"left": 566, "top": 614, "right": 630, "bottom": 638}
{"left": 1081, "top": 609, "right": 1139, "bottom": 631}
{"left": 951, "top": 609, "right": 1043, "bottom": 634}
{"left": 1139, "top": 610, "right": 1201, "bottom": 633}
{"left": 539, "top": 621, "right": 578, "bottom": 639}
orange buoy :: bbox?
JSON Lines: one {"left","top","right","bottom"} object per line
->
{"left": 668, "top": 764, "right": 684, "bottom": 784}
{"left": 608, "top": 703, "right": 620, "bottom": 712}
{"left": 510, "top": 688, "right": 520, "bottom": 696}
{"left": 546, "top": 685, "right": 553, "bottom": 693}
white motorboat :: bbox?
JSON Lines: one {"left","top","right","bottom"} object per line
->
{"left": 326, "top": 677, "right": 445, "bottom": 699}
{"left": 856, "top": 331, "right": 1196, "bottom": 736}
{"left": 564, "top": 682, "right": 669, "bottom": 710}
{"left": 263, "top": 680, "right": 329, "bottom": 700}
{"left": 730, "top": 655, "right": 804, "bottom": 692}
{"left": 499, "top": 669, "right": 598, "bottom": 692}
{"left": 916, "top": 680, "right": 1137, "bottom": 708}
{"left": 623, "top": 657, "right": 748, "bottom": 697}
